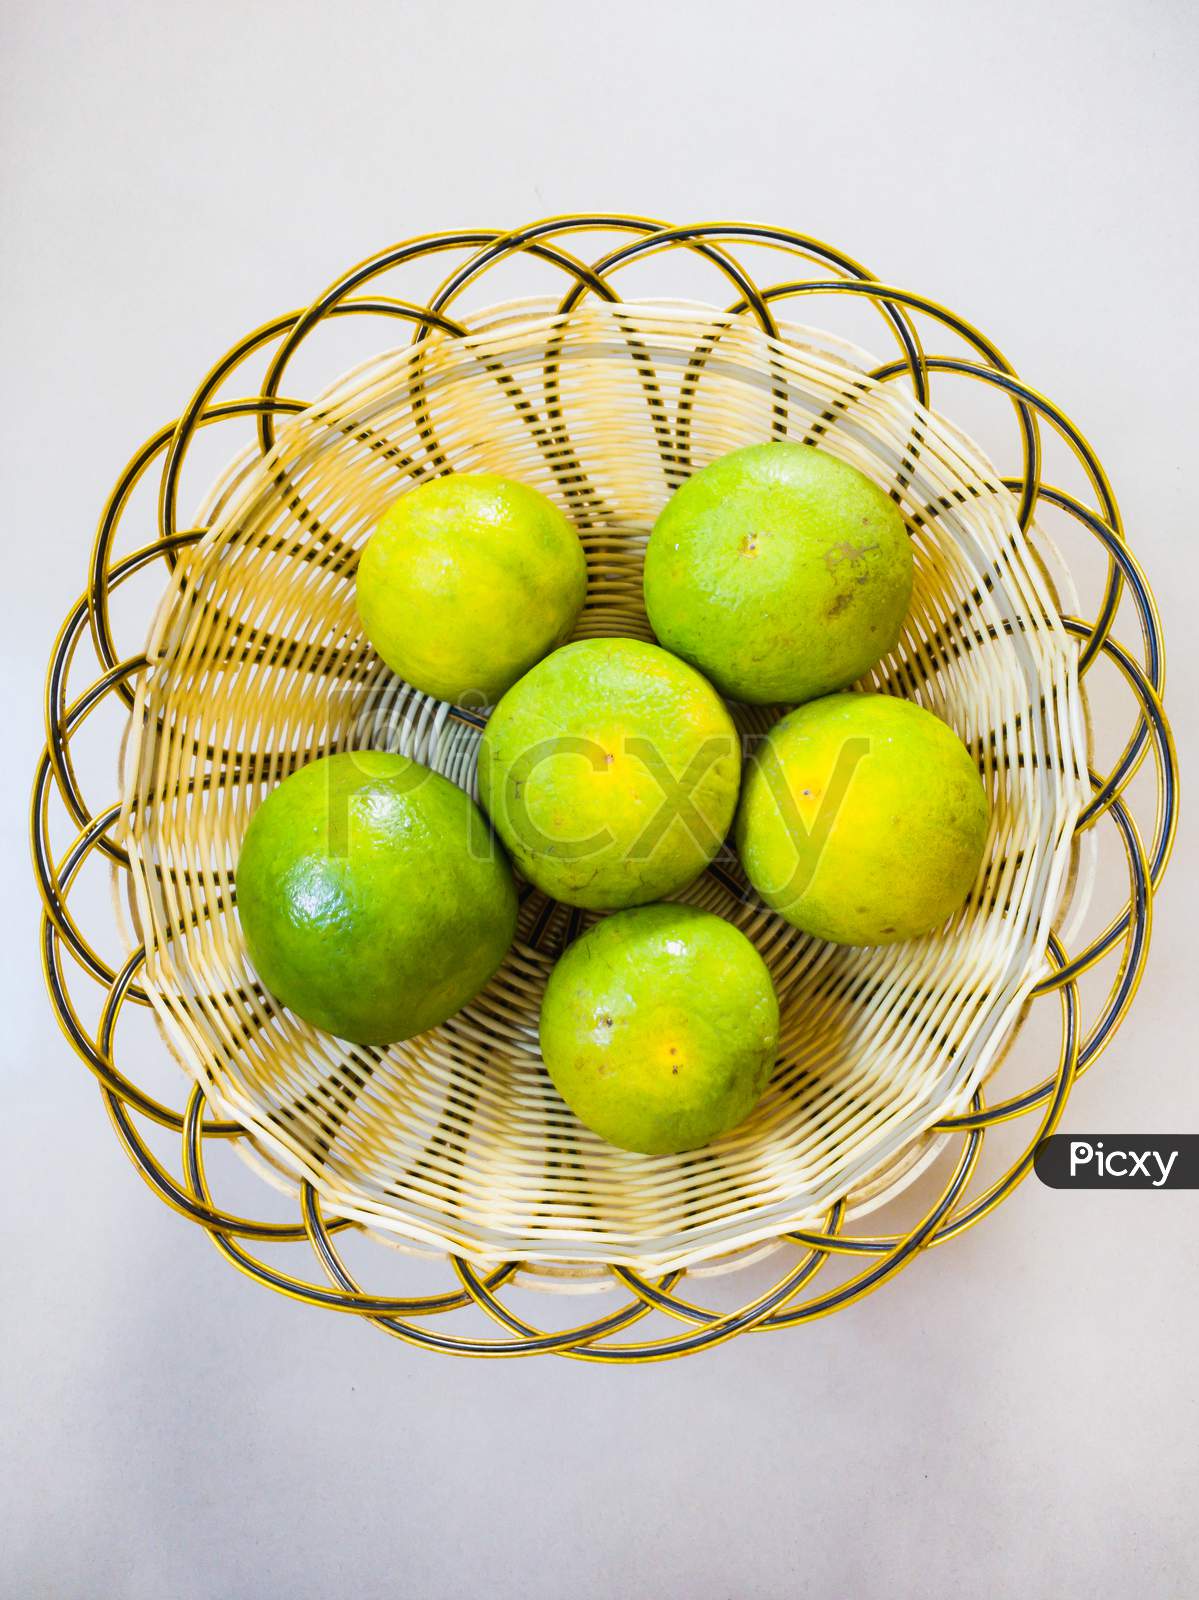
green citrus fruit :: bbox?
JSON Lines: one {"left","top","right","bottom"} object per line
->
{"left": 235, "top": 751, "right": 517, "bottom": 1044}
{"left": 355, "top": 473, "right": 586, "bottom": 706}
{"left": 735, "top": 693, "right": 989, "bottom": 945}
{"left": 539, "top": 905, "right": 779, "bottom": 1154}
{"left": 644, "top": 441, "right": 913, "bottom": 704}
{"left": 477, "top": 638, "right": 741, "bottom": 911}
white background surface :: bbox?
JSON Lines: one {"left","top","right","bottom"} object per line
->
{"left": 4, "top": 3, "right": 1197, "bottom": 1595}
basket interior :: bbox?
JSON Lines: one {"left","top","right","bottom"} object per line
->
{"left": 121, "top": 299, "right": 1089, "bottom": 1272}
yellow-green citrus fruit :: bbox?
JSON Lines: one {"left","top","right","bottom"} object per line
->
{"left": 735, "top": 693, "right": 989, "bottom": 945}
{"left": 355, "top": 473, "right": 586, "bottom": 706}
{"left": 539, "top": 905, "right": 779, "bottom": 1154}
{"left": 644, "top": 441, "right": 913, "bottom": 704}
{"left": 477, "top": 638, "right": 741, "bottom": 911}
{"left": 235, "top": 752, "right": 517, "bottom": 1044}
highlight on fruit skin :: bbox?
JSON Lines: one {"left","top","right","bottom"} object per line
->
{"left": 235, "top": 751, "right": 517, "bottom": 1045}
{"left": 735, "top": 692, "right": 990, "bottom": 945}
{"left": 644, "top": 440, "right": 913, "bottom": 705}
{"left": 477, "top": 637, "right": 742, "bottom": 911}
{"left": 355, "top": 472, "right": 587, "bottom": 707}
{"left": 539, "top": 904, "right": 780, "bottom": 1155}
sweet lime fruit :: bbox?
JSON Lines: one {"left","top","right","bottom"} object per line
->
{"left": 539, "top": 905, "right": 779, "bottom": 1154}
{"left": 235, "top": 752, "right": 517, "bottom": 1044}
{"left": 644, "top": 441, "right": 913, "bottom": 705}
{"left": 356, "top": 473, "right": 586, "bottom": 707}
{"left": 735, "top": 693, "right": 989, "bottom": 945}
{"left": 477, "top": 638, "right": 741, "bottom": 910}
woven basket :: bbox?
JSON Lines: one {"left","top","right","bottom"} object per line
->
{"left": 34, "top": 218, "right": 1177, "bottom": 1358}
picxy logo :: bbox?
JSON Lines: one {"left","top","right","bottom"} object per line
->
{"left": 1034, "top": 1135, "right": 1197, "bottom": 1190}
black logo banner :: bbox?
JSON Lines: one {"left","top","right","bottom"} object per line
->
{"left": 1034, "top": 1135, "right": 1199, "bottom": 1190}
